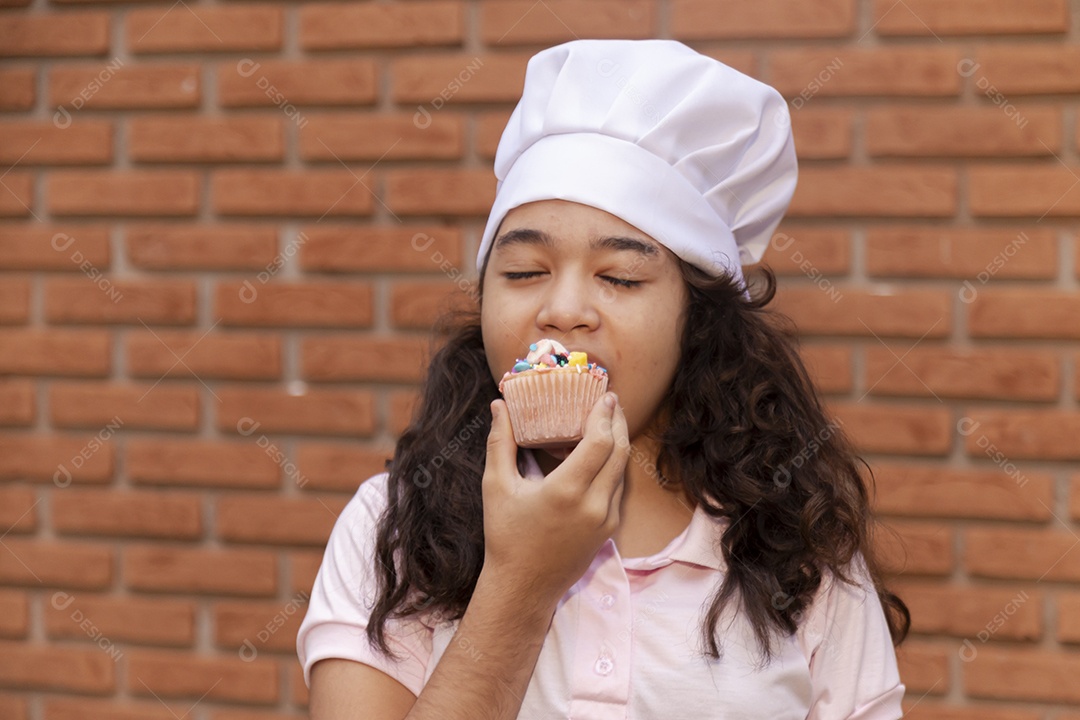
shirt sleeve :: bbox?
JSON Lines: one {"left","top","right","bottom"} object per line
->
{"left": 296, "top": 472, "right": 433, "bottom": 695}
{"left": 800, "top": 552, "right": 906, "bottom": 720}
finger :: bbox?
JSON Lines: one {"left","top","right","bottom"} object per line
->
{"left": 559, "top": 392, "right": 619, "bottom": 493}
{"left": 483, "top": 399, "right": 520, "bottom": 491}
{"left": 588, "top": 398, "right": 630, "bottom": 507}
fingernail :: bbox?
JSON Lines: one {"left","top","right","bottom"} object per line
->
{"left": 491, "top": 400, "right": 500, "bottom": 419}
{"left": 604, "top": 393, "right": 617, "bottom": 409}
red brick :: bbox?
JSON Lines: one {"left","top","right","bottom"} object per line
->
{"left": 0, "top": 379, "right": 34, "bottom": 426}
{"left": 301, "top": 335, "right": 431, "bottom": 383}
{"left": 967, "top": 45, "right": 1080, "bottom": 95}
{"left": 768, "top": 48, "right": 962, "bottom": 97}
{"left": 0, "top": 590, "right": 28, "bottom": 638}
{"left": 0, "top": 172, "right": 33, "bottom": 217}
{"left": 214, "top": 280, "right": 373, "bottom": 328}
{"left": 0, "top": 68, "right": 35, "bottom": 110}
{"left": 50, "top": 63, "right": 199, "bottom": 110}
{"left": 217, "top": 387, "right": 376, "bottom": 437}
{"left": 672, "top": 0, "right": 852, "bottom": 39}
{"left": 0, "top": 540, "right": 112, "bottom": 588}
{"left": 390, "top": 280, "right": 476, "bottom": 329}
{"left": 771, "top": 287, "right": 951, "bottom": 338}
{"left": 0, "top": 224, "right": 110, "bottom": 271}
{"left": 866, "top": 106, "right": 1060, "bottom": 157}
{"left": 45, "top": 593, "right": 194, "bottom": 647}
{"left": 48, "top": 170, "right": 199, "bottom": 216}
{"left": 392, "top": 52, "right": 528, "bottom": 104}
{"left": 1059, "top": 591, "right": 1080, "bottom": 642}
{"left": 385, "top": 168, "right": 496, "bottom": 216}
{"left": 0, "top": 640, "right": 115, "bottom": 693}
{"left": 1074, "top": 474, "right": 1080, "bottom": 520}
{"left": 757, "top": 227, "right": 851, "bottom": 275}
{"left": 129, "top": 116, "right": 283, "bottom": 163}
{"left": 895, "top": 640, "right": 949, "bottom": 694}
{"left": 127, "top": 438, "right": 280, "bottom": 489}
{"left": 0, "top": 12, "right": 109, "bottom": 57}
{"left": 0, "top": 434, "right": 114, "bottom": 485}
{"left": 787, "top": 106, "right": 853, "bottom": 160}
{"left": 795, "top": 344, "right": 852, "bottom": 394}
{"left": 866, "top": 227, "right": 1056, "bottom": 279}
{"left": 0, "top": 694, "right": 27, "bottom": 720}
{"left": 873, "top": 0, "right": 1068, "bottom": 35}
{"left": 864, "top": 346, "right": 1059, "bottom": 401}
{"left": 299, "top": 112, "right": 463, "bottom": 161}
{"left": 45, "top": 277, "right": 196, "bottom": 325}
{"left": 126, "top": 223, "right": 279, "bottom": 270}
{"left": 900, "top": 704, "right": 1040, "bottom": 720}
{"left": 895, "top": 580, "right": 1039, "bottom": 640}
{"left": 0, "top": 277, "right": 30, "bottom": 323}
{"left": 970, "top": 290, "right": 1080, "bottom": 338}
{"left": 214, "top": 596, "right": 310, "bottom": 654}
{"left": 53, "top": 488, "right": 202, "bottom": 539}
{"left": 218, "top": 58, "right": 376, "bottom": 107}
{"left": 213, "top": 169, "right": 373, "bottom": 216}
{"left": 681, "top": 46, "right": 765, "bottom": 78}
{"left": 788, "top": 167, "right": 956, "bottom": 217}
{"left": 300, "top": 225, "right": 465, "bottom": 273}
{"left": 295, "top": 443, "right": 391, "bottom": 492}
{"left": 290, "top": 663, "right": 308, "bottom": 706}
{"left": 49, "top": 381, "right": 198, "bottom": 431}
{"left": 0, "top": 486, "right": 37, "bottom": 533}
{"left": 970, "top": 164, "right": 1080, "bottom": 218}
{"left": 872, "top": 461, "right": 1053, "bottom": 521}
{"left": 827, "top": 402, "right": 952, "bottom": 455}
{"left": 127, "top": 648, "right": 277, "bottom": 704}
{"left": 217, "top": 495, "right": 346, "bottom": 546}
{"left": 482, "top": 0, "right": 654, "bottom": 44}
{"left": 963, "top": 646, "right": 1080, "bottom": 702}
{"left": 127, "top": 329, "right": 281, "bottom": 381}
{"left": 388, "top": 389, "right": 420, "bottom": 436}
{"left": 44, "top": 698, "right": 181, "bottom": 720}
{"left": 0, "top": 329, "right": 110, "bottom": 376}
{"left": 0, "top": 120, "right": 112, "bottom": 164}
{"left": 962, "top": 409, "right": 1080, "bottom": 461}
{"left": 289, "top": 550, "right": 322, "bottom": 597}
{"left": 124, "top": 545, "right": 277, "bottom": 596}
{"left": 878, "top": 521, "right": 954, "bottom": 576}
{"left": 301, "top": 0, "right": 462, "bottom": 49}
{"left": 128, "top": 5, "right": 282, "bottom": 53}
{"left": 475, "top": 109, "right": 513, "bottom": 159}
{"left": 966, "top": 527, "right": 1080, "bottom": 581}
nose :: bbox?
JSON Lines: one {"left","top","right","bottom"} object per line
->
{"left": 535, "top": 273, "right": 600, "bottom": 334}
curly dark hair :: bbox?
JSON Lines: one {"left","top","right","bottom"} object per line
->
{"left": 367, "top": 259, "right": 910, "bottom": 668}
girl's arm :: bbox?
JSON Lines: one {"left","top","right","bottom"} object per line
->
{"left": 309, "top": 394, "right": 629, "bottom": 720}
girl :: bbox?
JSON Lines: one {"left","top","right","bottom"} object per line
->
{"left": 298, "top": 39, "right": 910, "bottom": 720}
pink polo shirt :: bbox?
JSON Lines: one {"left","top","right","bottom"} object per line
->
{"left": 297, "top": 450, "right": 906, "bottom": 719}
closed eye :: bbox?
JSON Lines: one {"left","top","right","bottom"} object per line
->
{"left": 601, "top": 276, "right": 640, "bottom": 288}
{"left": 502, "top": 271, "right": 544, "bottom": 280}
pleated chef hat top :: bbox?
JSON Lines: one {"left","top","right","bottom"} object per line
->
{"left": 476, "top": 39, "right": 799, "bottom": 293}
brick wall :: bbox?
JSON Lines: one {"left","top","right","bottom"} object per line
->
{"left": 1, "top": 0, "right": 1078, "bottom": 717}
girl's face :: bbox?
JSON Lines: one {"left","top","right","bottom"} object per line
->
{"left": 481, "top": 199, "right": 689, "bottom": 450}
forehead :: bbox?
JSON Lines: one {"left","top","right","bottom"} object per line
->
{"left": 493, "top": 199, "right": 667, "bottom": 257}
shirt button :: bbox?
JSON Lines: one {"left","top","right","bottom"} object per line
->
{"left": 594, "top": 655, "right": 614, "bottom": 676}
{"left": 599, "top": 593, "right": 615, "bottom": 609}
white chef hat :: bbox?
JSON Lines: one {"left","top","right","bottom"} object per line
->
{"left": 476, "top": 39, "right": 798, "bottom": 294}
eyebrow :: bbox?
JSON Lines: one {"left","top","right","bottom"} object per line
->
{"left": 493, "top": 228, "right": 660, "bottom": 257}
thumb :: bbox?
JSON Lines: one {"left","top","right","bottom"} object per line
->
{"left": 484, "top": 399, "right": 519, "bottom": 486}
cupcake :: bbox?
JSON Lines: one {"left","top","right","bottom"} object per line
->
{"left": 497, "top": 338, "right": 609, "bottom": 448}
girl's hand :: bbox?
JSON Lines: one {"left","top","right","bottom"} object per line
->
{"left": 480, "top": 392, "right": 630, "bottom": 604}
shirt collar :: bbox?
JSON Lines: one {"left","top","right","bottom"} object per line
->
{"left": 521, "top": 449, "right": 727, "bottom": 572}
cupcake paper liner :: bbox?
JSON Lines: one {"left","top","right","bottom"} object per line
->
{"left": 501, "top": 370, "right": 609, "bottom": 448}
